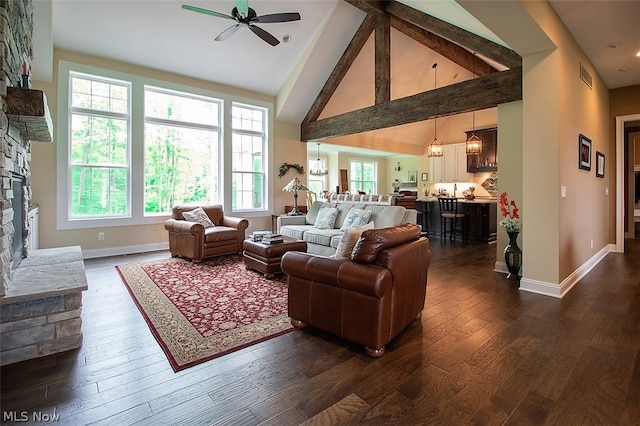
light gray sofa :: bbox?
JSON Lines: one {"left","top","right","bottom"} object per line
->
{"left": 277, "top": 200, "right": 417, "bottom": 256}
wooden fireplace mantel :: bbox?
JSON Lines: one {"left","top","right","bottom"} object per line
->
{"left": 5, "top": 87, "right": 54, "bottom": 143}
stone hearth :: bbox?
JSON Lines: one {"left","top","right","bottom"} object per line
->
{"left": 0, "top": 246, "right": 88, "bottom": 365}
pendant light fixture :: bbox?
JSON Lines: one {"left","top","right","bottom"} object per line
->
{"left": 309, "top": 142, "right": 328, "bottom": 176}
{"left": 466, "top": 53, "right": 482, "bottom": 155}
{"left": 428, "top": 62, "right": 443, "bottom": 157}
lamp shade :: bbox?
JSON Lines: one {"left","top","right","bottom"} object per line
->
{"left": 282, "top": 177, "right": 309, "bottom": 192}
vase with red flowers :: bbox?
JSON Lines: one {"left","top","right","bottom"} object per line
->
{"left": 499, "top": 192, "right": 522, "bottom": 281}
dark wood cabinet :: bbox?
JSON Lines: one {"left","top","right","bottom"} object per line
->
{"left": 414, "top": 199, "right": 497, "bottom": 243}
{"left": 466, "top": 127, "right": 498, "bottom": 173}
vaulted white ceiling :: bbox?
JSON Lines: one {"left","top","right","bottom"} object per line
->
{"left": 32, "top": 0, "right": 639, "bottom": 156}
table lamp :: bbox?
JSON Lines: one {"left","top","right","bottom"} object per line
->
{"left": 283, "top": 177, "right": 309, "bottom": 216}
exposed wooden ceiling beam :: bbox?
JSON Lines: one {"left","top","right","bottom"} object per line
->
{"left": 343, "top": 0, "right": 386, "bottom": 16}
{"left": 385, "top": 1, "right": 521, "bottom": 68}
{"left": 390, "top": 16, "right": 496, "bottom": 76}
{"left": 301, "top": 67, "right": 522, "bottom": 142}
{"left": 375, "top": 14, "right": 390, "bottom": 104}
{"left": 302, "top": 15, "right": 375, "bottom": 125}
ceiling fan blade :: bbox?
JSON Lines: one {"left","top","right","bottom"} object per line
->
{"left": 235, "top": 0, "right": 249, "bottom": 17}
{"left": 255, "top": 12, "right": 301, "bottom": 23}
{"left": 249, "top": 24, "right": 280, "bottom": 46}
{"left": 215, "top": 24, "right": 241, "bottom": 42}
{"left": 182, "top": 5, "right": 233, "bottom": 20}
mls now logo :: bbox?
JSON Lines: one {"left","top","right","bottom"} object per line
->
{"left": 3, "top": 409, "right": 60, "bottom": 422}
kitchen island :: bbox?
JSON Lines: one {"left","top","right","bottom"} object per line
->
{"left": 415, "top": 197, "right": 497, "bottom": 243}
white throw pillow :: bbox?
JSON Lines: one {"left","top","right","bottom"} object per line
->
{"left": 339, "top": 207, "right": 372, "bottom": 231}
{"left": 313, "top": 206, "right": 339, "bottom": 230}
{"left": 334, "top": 221, "right": 375, "bottom": 260}
{"left": 182, "top": 207, "right": 215, "bottom": 228}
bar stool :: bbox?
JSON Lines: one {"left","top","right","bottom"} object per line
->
{"left": 438, "top": 197, "right": 466, "bottom": 241}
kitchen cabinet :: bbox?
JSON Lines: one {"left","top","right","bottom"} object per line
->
{"left": 467, "top": 127, "right": 498, "bottom": 173}
{"left": 414, "top": 199, "right": 497, "bottom": 243}
{"left": 429, "top": 155, "right": 445, "bottom": 183}
{"left": 444, "top": 143, "right": 470, "bottom": 182}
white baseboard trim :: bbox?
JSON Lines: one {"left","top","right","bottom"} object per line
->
{"left": 494, "top": 261, "right": 508, "bottom": 274}
{"left": 81, "top": 242, "right": 169, "bottom": 259}
{"left": 519, "top": 243, "right": 615, "bottom": 298}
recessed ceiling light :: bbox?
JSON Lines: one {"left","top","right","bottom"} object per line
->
{"left": 608, "top": 43, "right": 619, "bottom": 48}
{"left": 636, "top": 51, "right": 640, "bottom": 57}
{"left": 283, "top": 34, "right": 291, "bottom": 43}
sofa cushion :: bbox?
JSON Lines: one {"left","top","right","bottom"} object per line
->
{"left": 303, "top": 228, "right": 343, "bottom": 247}
{"left": 279, "top": 225, "right": 308, "bottom": 240}
{"left": 204, "top": 226, "right": 240, "bottom": 242}
{"left": 314, "top": 206, "right": 339, "bottom": 229}
{"left": 351, "top": 223, "right": 421, "bottom": 264}
{"left": 334, "top": 203, "right": 364, "bottom": 229}
{"left": 365, "top": 205, "right": 407, "bottom": 229}
{"left": 339, "top": 207, "right": 372, "bottom": 231}
{"left": 182, "top": 207, "right": 215, "bottom": 228}
{"left": 306, "top": 200, "right": 325, "bottom": 225}
{"left": 334, "top": 221, "right": 375, "bottom": 260}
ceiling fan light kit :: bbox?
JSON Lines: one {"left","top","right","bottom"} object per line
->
{"left": 182, "top": 1, "right": 300, "bottom": 46}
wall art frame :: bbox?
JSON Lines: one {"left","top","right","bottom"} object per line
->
{"left": 579, "top": 134, "right": 592, "bottom": 171}
{"left": 595, "top": 151, "right": 605, "bottom": 178}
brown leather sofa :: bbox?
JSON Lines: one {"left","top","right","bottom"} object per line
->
{"left": 281, "top": 223, "right": 431, "bottom": 357}
{"left": 165, "top": 205, "right": 249, "bottom": 262}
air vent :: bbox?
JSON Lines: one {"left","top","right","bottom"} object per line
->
{"left": 580, "top": 63, "right": 592, "bottom": 89}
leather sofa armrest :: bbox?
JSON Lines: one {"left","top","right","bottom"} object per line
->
{"left": 221, "top": 216, "right": 249, "bottom": 231}
{"left": 282, "top": 252, "right": 392, "bottom": 298}
{"left": 164, "top": 219, "right": 205, "bottom": 236}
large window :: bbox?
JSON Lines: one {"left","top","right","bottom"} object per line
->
{"left": 68, "top": 72, "right": 130, "bottom": 218}
{"left": 231, "top": 103, "right": 266, "bottom": 211}
{"left": 349, "top": 160, "right": 377, "bottom": 194}
{"left": 57, "top": 61, "right": 272, "bottom": 229}
{"left": 144, "top": 87, "right": 221, "bottom": 215}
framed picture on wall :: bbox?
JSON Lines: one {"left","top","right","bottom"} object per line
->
{"left": 579, "top": 134, "right": 592, "bottom": 171}
{"left": 408, "top": 171, "right": 417, "bottom": 182}
{"left": 596, "top": 151, "right": 605, "bottom": 178}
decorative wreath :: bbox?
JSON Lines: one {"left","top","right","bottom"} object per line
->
{"left": 279, "top": 163, "right": 305, "bottom": 178}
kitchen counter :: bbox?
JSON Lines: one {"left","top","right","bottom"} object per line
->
{"left": 420, "top": 196, "right": 497, "bottom": 204}
{"left": 415, "top": 198, "right": 497, "bottom": 243}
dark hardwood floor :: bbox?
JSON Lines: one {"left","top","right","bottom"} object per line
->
{"left": 2, "top": 238, "right": 639, "bottom": 425}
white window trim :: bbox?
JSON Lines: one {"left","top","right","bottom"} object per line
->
{"left": 348, "top": 158, "right": 378, "bottom": 194}
{"left": 231, "top": 102, "right": 268, "bottom": 213}
{"left": 56, "top": 60, "right": 274, "bottom": 230}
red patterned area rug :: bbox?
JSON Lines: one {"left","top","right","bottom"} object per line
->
{"left": 115, "top": 254, "right": 293, "bottom": 371}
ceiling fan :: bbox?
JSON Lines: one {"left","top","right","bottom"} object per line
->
{"left": 182, "top": 0, "right": 301, "bottom": 46}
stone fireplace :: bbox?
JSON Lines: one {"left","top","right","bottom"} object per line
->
{"left": 1, "top": 0, "right": 87, "bottom": 366}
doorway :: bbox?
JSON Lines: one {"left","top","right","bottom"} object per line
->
{"left": 615, "top": 113, "right": 640, "bottom": 252}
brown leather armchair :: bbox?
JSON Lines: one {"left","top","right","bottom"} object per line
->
{"left": 165, "top": 205, "right": 249, "bottom": 262}
{"left": 281, "top": 223, "right": 431, "bottom": 357}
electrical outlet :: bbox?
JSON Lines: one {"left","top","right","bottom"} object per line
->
{"left": 98, "top": 232, "right": 105, "bottom": 241}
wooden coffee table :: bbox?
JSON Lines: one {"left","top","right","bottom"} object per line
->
{"left": 243, "top": 236, "right": 307, "bottom": 279}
